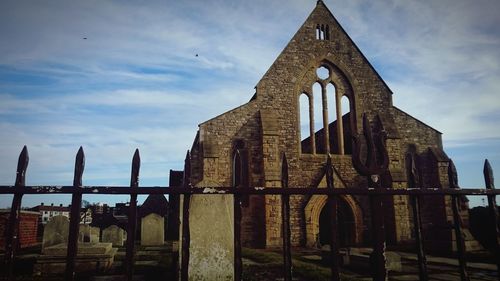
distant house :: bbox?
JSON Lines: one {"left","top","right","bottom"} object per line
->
{"left": 30, "top": 203, "right": 93, "bottom": 225}
{"left": 80, "top": 208, "right": 93, "bottom": 225}
{"left": 89, "top": 202, "right": 109, "bottom": 215}
{"left": 30, "top": 203, "right": 70, "bottom": 224}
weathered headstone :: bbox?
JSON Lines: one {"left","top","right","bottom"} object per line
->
{"left": 180, "top": 193, "right": 234, "bottom": 281}
{"left": 141, "top": 213, "right": 164, "bottom": 246}
{"left": 42, "top": 215, "right": 69, "bottom": 251}
{"left": 79, "top": 224, "right": 91, "bottom": 242}
{"left": 102, "top": 225, "right": 126, "bottom": 247}
{"left": 90, "top": 226, "right": 100, "bottom": 243}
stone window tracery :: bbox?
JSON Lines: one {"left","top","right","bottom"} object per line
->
{"left": 299, "top": 64, "right": 354, "bottom": 155}
{"left": 316, "top": 24, "right": 330, "bottom": 40}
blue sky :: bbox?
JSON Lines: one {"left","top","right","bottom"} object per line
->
{"left": 0, "top": 0, "right": 499, "bottom": 208}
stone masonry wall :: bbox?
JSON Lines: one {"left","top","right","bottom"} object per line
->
{"left": 189, "top": 1, "right": 456, "bottom": 249}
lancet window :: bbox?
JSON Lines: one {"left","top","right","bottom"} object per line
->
{"left": 316, "top": 24, "right": 330, "bottom": 40}
{"left": 299, "top": 64, "right": 354, "bottom": 155}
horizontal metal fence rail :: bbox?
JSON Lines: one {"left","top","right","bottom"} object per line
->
{"left": 0, "top": 186, "right": 497, "bottom": 195}
{"left": 2, "top": 146, "right": 499, "bottom": 281}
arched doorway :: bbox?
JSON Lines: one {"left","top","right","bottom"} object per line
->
{"left": 318, "top": 196, "right": 356, "bottom": 247}
{"left": 305, "top": 194, "right": 362, "bottom": 247}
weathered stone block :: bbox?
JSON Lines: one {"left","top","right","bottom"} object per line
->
{"left": 42, "top": 215, "right": 69, "bottom": 251}
{"left": 90, "top": 226, "right": 100, "bottom": 242}
{"left": 141, "top": 213, "right": 164, "bottom": 246}
{"left": 34, "top": 242, "right": 117, "bottom": 276}
{"left": 102, "top": 225, "right": 126, "bottom": 247}
{"left": 182, "top": 194, "right": 234, "bottom": 281}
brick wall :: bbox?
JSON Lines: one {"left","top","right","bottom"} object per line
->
{"left": 0, "top": 210, "right": 39, "bottom": 249}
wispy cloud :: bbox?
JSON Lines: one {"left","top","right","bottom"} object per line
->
{"left": 0, "top": 0, "right": 499, "bottom": 207}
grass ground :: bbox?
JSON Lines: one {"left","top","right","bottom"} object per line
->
{"left": 241, "top": 247, "right": 358, "bottom": 281}
{"left": 1, "top": 245, "right": 497, "bottom": 281}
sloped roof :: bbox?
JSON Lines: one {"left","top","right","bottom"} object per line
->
{"left": 393, "top": 106, "right": 442, "bottom": 134}
{"left": 428, "top": 147, "right": 450, "bottom": 162}
{"left": 139, "top": 194, "right": 169, "bottom": 218}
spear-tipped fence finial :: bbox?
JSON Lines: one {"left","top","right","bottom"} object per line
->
{"left": 15, "top": 145, "right": 29, "bottom": 186}
{"left": 130, "top": 149, "right": 140, "bottom": 187}
{"left": 183, "top": 150, "right": 191, "bottom": 187}
{"left": 484, "top": 159, "right": 494, "bottom": 189}
{"left": 73, "top": 146, "right": 85, "bottom": 187}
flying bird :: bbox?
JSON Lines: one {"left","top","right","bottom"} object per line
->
{"left": 83, "top": 37, "right": 87, "bottom": 40}
{"left": 195, "top": 54, "right": 198, "bottom": 57}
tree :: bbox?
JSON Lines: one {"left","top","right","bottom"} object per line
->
{"left": 82, "top": 200, "right": 91, "bottom": 208}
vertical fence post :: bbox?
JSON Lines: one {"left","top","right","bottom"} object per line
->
{"left": 407, "top": 152, "right": 428, "bottom": 281}
{"left": 448, "top": 160, "right": 470, "bottom": 281}
{"left": 181, "top": 151, "right": 191, "bottom": 281}
{"left": 483, "top": 159, "right": 499, "bottom": 277}
{"left": 325, "top": 155, "right": 340, "bottom": 281}
{"left": 125, "top": 149, "right": 140, "bottom": 281}
{"left": 65, "top": 147, "right": 85, "bottom": 281}
{"left": 281, "top": 154, "right": 292, "bottom": 281}
{"left": 3, "top": 146, "right": 28, "bottom": 280}
{"left": 233, "top": 150, "right": 243, "bottom": 281}
{"left": 352, "top": 114, "right": 388, "bottom": 281}
{"left": 369, "top": 190, "right": 387, "bottom": 281}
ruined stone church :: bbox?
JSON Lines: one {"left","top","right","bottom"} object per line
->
{"left": 187, "top": 1, "right": 474, "bottom": 252}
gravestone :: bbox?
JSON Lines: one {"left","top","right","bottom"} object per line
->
{"left": 102, "top": 225, "right": 126, "bottom": 247}
{"left": 42, "top": 215, "right": 69, "bottom": 251}
{"left": 90, "top": 226, "right": 100, "bottom": 242}
{"left": 180, "top": 192, "right": 234, "bottom": 281}
{"left": 79, "top": 224, "right": 91, "bottom": 242}
{"left": 141, "top": 213, "right": 164, "bottom": 246}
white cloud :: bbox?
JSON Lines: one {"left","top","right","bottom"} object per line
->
{"left": 0, "top": 0, "right": 499, "bottom": 207}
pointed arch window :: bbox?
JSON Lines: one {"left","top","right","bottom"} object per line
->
{"left": 312, "top": 82, "right": 323, "bottom": 153}
{"left": 299, "top": 93, "right": 312, "bottom": 153}
{"left": 316, "top": 24, "right": 330, "bottom": 40}
{"left": 298, "top": 65, "right": 354, "bottom": 155}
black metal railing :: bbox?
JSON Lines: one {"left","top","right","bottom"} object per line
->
{"left": 1, "top": 145, "right": 499, "bottom": 281}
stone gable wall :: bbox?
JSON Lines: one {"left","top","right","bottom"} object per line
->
{"left": 189, "top": 2, "right": 453, "bottom": 249}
